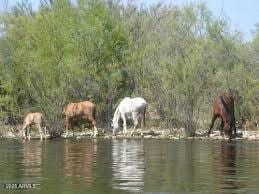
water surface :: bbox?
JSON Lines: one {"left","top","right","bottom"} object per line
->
{"left": 1, "top": 138, "right": 259, "bottom": 193}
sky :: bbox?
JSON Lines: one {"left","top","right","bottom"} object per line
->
{"left": 0, "top": 0, "right": 258, "bottom": 41}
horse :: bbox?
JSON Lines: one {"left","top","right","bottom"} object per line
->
{"left": 63, "top": 101, "right": 97, "bottom": 137}
{"left": 21, "top": 112, "right": 46, "bottom": 140}
{"left": 240, "top": 117, "right": 259, "bottom": 134}
{"left": 208, "top": 92, "right": 237, "bottom": 138}
{"left": 111, "top": 97, "right": 147, "bottom": 136}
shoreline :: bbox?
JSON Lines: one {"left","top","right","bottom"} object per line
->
{"left": 0, "top": 127, "right": 259, "bottom": 141}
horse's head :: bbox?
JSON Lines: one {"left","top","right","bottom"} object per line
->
{"left": 223, "top": 122, "right": 232, "bottom": 136}
{"left": 11, "top": 124, "right": 24, "bottom": 138}
{"left": 110, "top": 119, "right": 119, "bottom": 135}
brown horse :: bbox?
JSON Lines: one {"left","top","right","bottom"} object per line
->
{"left": 63, "top": 101, "right": 97, "bottom": 137}
{"left": 21, "top": 112, "right": 46, "bottom": 140}
{"left": 208, "top": 92, "right": 237, "bottom": 138}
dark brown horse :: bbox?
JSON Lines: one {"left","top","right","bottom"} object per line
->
{"left": 63, "top": 101, "right": 97, "bottom": 137}
{"left": 208, "top": 92, "right": 237, "bottom": 138}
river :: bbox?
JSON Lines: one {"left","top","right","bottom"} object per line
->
{"left": 1, "top": 138, "right": 259, "bottom": 193}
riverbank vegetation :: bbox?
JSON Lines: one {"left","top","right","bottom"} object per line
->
{"left": 0, "top": 0, "right": 258, "bottom": 136}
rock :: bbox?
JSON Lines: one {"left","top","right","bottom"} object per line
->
{"left": 5, "top": 131, "right": 16, "bottom": 138}
{"left": 169, "top": 136, "right": 179, "bottom": 140}
{"left": 144, "top": 135, "right": 152, "bottom": 139}
{"left": 1, "top": 124, "right": 259, "bottom": 141}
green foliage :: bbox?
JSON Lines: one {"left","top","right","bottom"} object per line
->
{"left": 0, "top": 0, "right": 258, "bottom": 136}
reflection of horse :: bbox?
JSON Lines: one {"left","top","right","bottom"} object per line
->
{"left": 208, "top": 92, "right": 236, "bottom": 138}
{"left": 21, "top": 112, "right": 46, "bottom": 140}
{"left": 22, "top": 141, "right": 43, "bottom": 177}
{"left": 112, "top": 139, "right": 144, "bottom": 192}
{"left": 111, "top": 97, "right": 147, "bottom": 136}
{"left": 64, "top": 140, "right": 96, "bottom": 188}
{"left": 219, "top": 141, "right": 238, "bottom": 192}
{"left": 63, "top": 101, "right": 97, "bottom": 137}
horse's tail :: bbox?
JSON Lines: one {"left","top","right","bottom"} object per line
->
{"left": 41, "top": 113, "right": 45, "bottom": 127}
{"left": 220, "top": 95, "right": 230, "bottom": 114}
{"left": 142, "top": 105, "right": 146, "bottom": 128}
{"left": 41, "top": 113, "right": 48, "bottom": 135}
{"left": 220, "top": 95, "right": 236, "bottom": 131}
{"left": 93, "top": 105, "right": 96, "bottom": 121}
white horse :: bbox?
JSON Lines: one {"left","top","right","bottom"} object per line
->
{"left": 111, "top": 97, "right": 147, "bottom": 136}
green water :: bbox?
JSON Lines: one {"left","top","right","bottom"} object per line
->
{"left": 0, "top": 138, "right": 259, "bottom": 193}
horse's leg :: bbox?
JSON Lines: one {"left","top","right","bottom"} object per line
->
{"left": 88, "top": 116, "right": 97, "bottom": 138}
{"left": 64, "top": 117, "right": 69, "bottom": 138}
{"left": 112, "top": 126, "right": 116, "bottom": 136}
{"left": 130, "top": 112, "right": 138, "bottom": 136}
{"left": 72, "top": 119, "right": 76, "bottom": 137}
{"left": 121, "top": 113, "right": 127, "bottom": 136}
{"left": 38, "top": 124, "right": 43, "bottom": 140}
{"left": 93, "top": 125, "right": 97, "bottom": 138}
{"left": 244, "top": 120, "right": 247, "bottom": 134}
{"left": 25, "top": 128, "right": 28, "bottom": 139}
{"left": 36, "top": 123, "right": 43, "bottom": 140}
{"left": 232, "top": 117, "right": 237, "bottom": 137}
{"left": 27, "top": 126, "right": 31, "bottom": 140}
{"left": 24, "top": 128, "right": 28, "bottom": 139}
{"left": 22, "top": 124, "right": 30, "bottom": 140}
{"left": 44, "top": 127, "right": 47, "bottom": 139}
{"left": 208, "top": 115, "right": 217, "bottom": 137}
{"left": 72, "top": 124, "right": 74, "bottom": 137}
{"left": 21, "top": 124, "right": 27, "bottom": 139}
{"left": 222, "top": 119, "right": 233, "bottom": 138}
{"left": 224, "top": 122, "right": 232, "bottom": 139}
{"left": 220, "top": 119, "right": 224, "bottom": 136}
{"left": 141, "top": 107, "right": 146, "bottom": 129}
{"left": 22, "top": 128, "right": 26, "bottom": 139}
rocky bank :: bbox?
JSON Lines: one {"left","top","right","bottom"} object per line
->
{"left": 0, "top": 126, "right": 258, "bottom": 140}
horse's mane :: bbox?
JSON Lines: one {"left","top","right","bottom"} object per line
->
{"left": 113, "top": 97, "right": 125, "bottom": 110}
{"left": 112, "top": 104, "right": 120, "bottom": 122}
{"left": 112, "top": 97, "right": 127, "bottom": 120}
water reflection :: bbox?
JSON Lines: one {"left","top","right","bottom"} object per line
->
{"left": 64, "top": 139, "right": 97, "bottom": 189}
{"left": 112, "top": 139, "right": 144, "bottom": 192}
{"left": 2, "top": 139, "right": 259, "bottom": 193}
{"left": 217, "top": 140, "right": 238, "bottom": 193}
{"left": 21, "top": 140, "right": 43, "bottom": 177}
